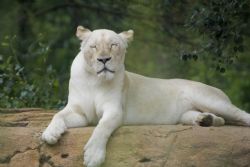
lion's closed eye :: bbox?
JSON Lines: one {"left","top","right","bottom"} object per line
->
{"left": 90, "top": 45, "right": 97, "bottom": 49}
{"left": 110, "top": 43, "right": 118, "bottom": 49}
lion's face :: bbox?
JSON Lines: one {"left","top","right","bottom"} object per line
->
{"left": 76, "top": 26, "right": 133, "bottom": 80}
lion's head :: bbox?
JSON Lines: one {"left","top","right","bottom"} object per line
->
{"left": 76, "top": 26, "right": 133, "bottom": 80}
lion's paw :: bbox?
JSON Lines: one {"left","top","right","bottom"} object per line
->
{"left": 196, "top": 113, "right": 213, "bottom": 127}
{"left": 83, "top": 142, "right": 105, "bottom": 167}
{"left": 42, "top": 128, "right": 62, "bottom": 144}
{"left": 41, "top": 121, "right": 66, "bottom": 144}
{"left": 196, "top": 113, "right": 225, "bottom": 127}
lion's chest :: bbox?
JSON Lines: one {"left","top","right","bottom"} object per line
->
{"left": 70, "top": 78, "right": 122, "bottom": 124}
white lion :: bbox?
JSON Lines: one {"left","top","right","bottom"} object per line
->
{"left": 42, "top": 26, "right": 250, "bottom": 167}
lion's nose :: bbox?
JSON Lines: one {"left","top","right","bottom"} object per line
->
{"left": 97, "top": 57, "right": 111, "bottom": 64}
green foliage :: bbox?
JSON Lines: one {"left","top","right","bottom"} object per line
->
{"left": 186, "top": 0, "right": 250, "bottom": 72}
{"left": 0, "top": 0, "right": 249, "bottom": 111}
{"left": 0, "top": 36, "right": 66, "bottom": 108}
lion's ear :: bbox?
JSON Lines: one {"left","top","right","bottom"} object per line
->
{"left": 76, "top": 26, "right": 92, "bottom": 41}
{"left": 119, "top": 30, "right": 134, "bottom": 43}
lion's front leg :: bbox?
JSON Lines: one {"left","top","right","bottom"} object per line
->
{"left": 42, "top": 106, "right": 88, "bottom": 144}
{"left": 84, "top": 104, "right": 123, "bottom": 167}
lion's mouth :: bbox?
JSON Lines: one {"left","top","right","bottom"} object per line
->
{"left": 97, "top": 67, "right": 115, "bottom": 74}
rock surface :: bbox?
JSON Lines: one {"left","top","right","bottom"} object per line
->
{"left": 0, "top": 109, "right": 250, "bottom": 167}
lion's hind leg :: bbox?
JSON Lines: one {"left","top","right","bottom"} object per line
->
{"left": 180, "top": 110, "right": 225, "bottom": 127}
{"left": 193, "top": 94, "right": 250, "bottom": 126}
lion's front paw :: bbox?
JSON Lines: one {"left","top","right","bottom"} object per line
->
{"left": 42, "top": 123, "right": 66, "bottom": 145}
{"left": 42, "top": 129, "right": 60, "bottom": 145}
{"left": 83, "top": 142, "right": 106, "bottom": 167}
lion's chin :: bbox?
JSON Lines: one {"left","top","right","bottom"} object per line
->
{"left": 97, "top": 71, "right": 115, "bottom": 81}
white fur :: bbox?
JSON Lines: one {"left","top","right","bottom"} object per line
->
{"left": 42, "top": 26, "right": 250, "bottom": 167}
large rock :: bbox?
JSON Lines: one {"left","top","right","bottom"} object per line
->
{"left": 0, "top": 109, "right": 250, "bottom": 167}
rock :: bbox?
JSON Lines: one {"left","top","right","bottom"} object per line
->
{"left": 9, "top": 150, "right": 40, "bottom": 167}
{"left": 0, "top": 109, "right": 250, "bottom": 167}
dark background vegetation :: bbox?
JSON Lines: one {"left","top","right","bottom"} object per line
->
{"left": 0, "top": 0, "right": 249, "bottom": 111}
